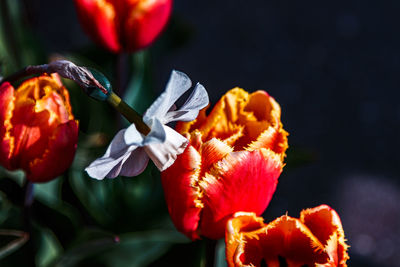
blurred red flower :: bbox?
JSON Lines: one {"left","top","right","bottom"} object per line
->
{"left": 162, "top": 88, "right": 288, "bottom": 240}
{"left": 74, "top": 0, "right": 173, "bottom": 53}
{"left": 225, "top": 205, "right": 349, "bottom": 267}
{"left": 0, "top": 74, "right": 79, "bottom": 183}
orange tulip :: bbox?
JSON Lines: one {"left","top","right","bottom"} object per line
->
{"left": 225, "top": 205, "right": 349, "bottom": 267}
{"left": 0, "top": 74, "right": 79, "bottom": 183}
{"left": 74, "top": 0, "right": 173, "bottom": 53}
{"left": 162, "top": 88, "right": 288, "bottom": 240}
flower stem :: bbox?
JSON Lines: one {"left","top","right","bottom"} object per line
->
{"left": 115, "top": 52, "right": 128, "bottom": 95}
{"left": 23, "top": 181, "right": 35, "bottom": 266}
{"left": 107, "top": 92, "right": 151, "bottom": 135}
{"left": 205, "top": 238, "right": 217, "bottom": 267}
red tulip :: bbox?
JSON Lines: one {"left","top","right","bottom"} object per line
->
{"left": 0, "top": 74, "right": 79, "bottom": 183}
{"left": 162, "top": 88, "right": 289, "bottom": 240}
{"left": 74, "top": 0, "right": 173, "bottom": 53}
{"left": 225, "top": 205, "right": 349, "bottom": 267}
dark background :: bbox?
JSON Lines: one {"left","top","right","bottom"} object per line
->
{"left": 15, "top": 0, "right": 400, "bottom": 266}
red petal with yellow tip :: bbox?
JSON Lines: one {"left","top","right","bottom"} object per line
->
{"left": 199, "top": 149, "right": 283, "bottom": 239}
{"left": 225, "top": 206, "right": 349, "bottom": 267}
{"left": 163, "top": 87, "right": 288, "bottom": 240}
{"left": 0, "top": 82, "right": 15, "bottom": 169}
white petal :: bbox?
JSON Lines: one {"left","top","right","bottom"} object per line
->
{"left": 117, "top": 148, "right": 149, "bottom": 177}
{"left": 143, "top": 118, "right": 166, "bottom": 145}
{"left": 144, "top": 70, "right": 192, "bottom": 124}
{"left": 85, "top": 129, "right": 137, "bottom": 179}
{"left": 163, "top": 82, "right": 209, "bottom": 123}
{"left": 144, "top": 125, "right": 188, "bottom": 171}
{"left": 124, "top": 123, "right": 145, "bottom": 146}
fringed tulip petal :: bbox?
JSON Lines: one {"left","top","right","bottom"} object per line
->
{"left": 225, "top": 206, "right": 349, "bottom": 267}
{"left": 162, "top": 145, "right": 203, "bottom": 240}
{"left": 199, "top": 149, "right": 283, "bottom": 239}
{"left": 162, "top": 87, "right": 288, "bottom": 240}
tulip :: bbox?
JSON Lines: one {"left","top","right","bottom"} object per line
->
{"left": 161, "top": 88, "right": 289, "bottom": 240}
{"left": 0, "top": 74, "right": 79, "bottom": 183}
{"left": 85, "top": 70, "right": 209, "bottom": 179}
{"left": 74, "top": 0, "right": 173, "bottom": 53}
{"left": 225, "top": 205, "right": 349, "bottom": 267}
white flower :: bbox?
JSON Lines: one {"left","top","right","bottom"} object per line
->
{"left": 85, "top": 70, "right": 209, "bottom": 179}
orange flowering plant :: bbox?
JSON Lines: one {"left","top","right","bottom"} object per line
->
{"left": 0, "top": 74, "right": 79, "bottom": 183}
{"left": 225, "top": 205, "right": 349, "bottom": 267}
{"left": 74, "top": 0, "right": 173, "bottom": 53}
{"left": 162, "top": 88, "right": 288, "bottom": 240}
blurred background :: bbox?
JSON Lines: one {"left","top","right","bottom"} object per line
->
{"left": 1, "top": 0, "right": 399, "bottom": 266}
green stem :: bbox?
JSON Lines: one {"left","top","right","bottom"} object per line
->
{"left": 23, "top": 181, "right": 35, "bottom": 267}
{"left": 205, "top": 238, "right": 217, "bottom": 267}
{"left": 107, "top": 92, "right": 151, "bottom": 135}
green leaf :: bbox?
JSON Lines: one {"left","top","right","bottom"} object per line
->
{"left": 34, "top": 179, "right": 62, "bottom": 207}
{"left": 99, "top": 230, "right": 190, "bottom": 267}
{"left": 53, "top": 228, "right": 119, "bottom": 267}
{"left": 36, "top": 228, "right": 63, "bottom": 267}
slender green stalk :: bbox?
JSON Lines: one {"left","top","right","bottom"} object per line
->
{"left": 107, "top": 92, "right": 150, "bottom": 135}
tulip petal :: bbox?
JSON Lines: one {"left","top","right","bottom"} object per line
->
{"left": 123, "top": 0, "right": 172, "bottom": 51}
{"left": 144, "top": 70, "right": 192, "bottom": 124}
{"left": 300, "top": 205, "right": 350, "bottom": 266}
{"left": 163, "top": 83, "right": 209, "bottom": 123}
{"left": 74, "top": 0, "right": 120, "bottom": 52}
{"left": 161, "top": 145, "right": 203, "bottom": 240}
{"left": 0, "top": 83, "right": 15, "bottom": 169}
{"left": 199, "top": 149, "right": 283, "bottom": 239}
{"left": 226, "top": 207, "right": 349, "bottom": 267}
{"left": 28, "top": 120, "right": 78, "bottom": 183}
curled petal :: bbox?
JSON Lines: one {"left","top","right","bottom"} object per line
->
{"left": 86, "top": 129, "right": 142, "bottom": 179}
{"left": 145, "top": 125, "right": 188, "bottom": 171}
{"left": 163, "top": 83, "right": 209, "bottom": 123}
{"left": 144, "top": 70, "right": 192, "bottom": 124}
{"left": 225, "top": 206, "right": 349, "bottom": 267}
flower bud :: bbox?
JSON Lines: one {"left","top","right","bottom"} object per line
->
{"left": 0, "top": 74, "right": 79, "bottom": 182}
{"left": 74, "top": 0, "right": 173, "bottom": 53}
